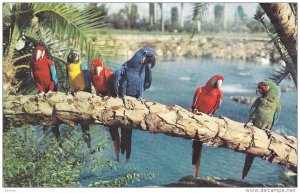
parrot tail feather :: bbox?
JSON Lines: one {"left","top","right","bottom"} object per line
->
{"left": 109, "top": 126, "right": 120, "bottom": 161}
{"left": 192, "top": 141, "right": 203, "bottom": 177}
{"left": 242, "top": 154, "right": 255, "bottom": 179}
{"left": 120, "top": 128, "right": 126, "bottom": 154}
{"left": 120, "top": 128, "right": 133, "bottom": 162}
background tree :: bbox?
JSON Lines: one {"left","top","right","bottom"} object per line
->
{"left": 109, "top": 11, "right": 127, "bottom": 29}
{"left": 260, "top": 3, "right": 297, "bottom": 87}
{"left": 179, "top": 3, "right": 184, "bottom": 29}
{"left": 159, "top": 3, "right": 164, "bottom": 32}
{"left": 84, "top": 3, "right": 109, "bottom": 20}
{"left": 171, "top": 7, "right": 179, "bottom": 32}
{"left": 190, "top": 3, "right": 208, "bottom": 40}
{"left": 126, "top": 3, "right": 132, "bottom": 29}
{"left": 149, "top": 3, "right": 155, "bottom": 29}
{"left": 223, "top": 3, "right": 227, "bottom": 31}
{"left": 129, "top": 3, "right": 139, "bottom": 29}
{"left": 214, "top": 4, "right": 224, "bottom": 31}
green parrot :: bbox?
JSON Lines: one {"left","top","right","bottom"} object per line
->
{"left": 242, "top": 80, "right": 281, "bottom": 179}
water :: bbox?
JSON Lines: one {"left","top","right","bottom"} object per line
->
{"left": 99, "top": 57, "right": 296, "bottom": 187}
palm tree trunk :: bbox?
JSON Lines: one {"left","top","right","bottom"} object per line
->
{"left": 223, "top": 3, "right": 227, "bottom": 31}
{"left": 153, "top": 3, "right": 157, "bottom": 25}
{"left": 149, "top": 3, "right": 154, "bottom": 27}
{"left": 260, "top": 3, "right": 297, "bottom": 85}
{"left": 127, "top": 3, "right": 132, "bottom": 29}
{"left": 197, "top": 20, "right": 201, "bottom": 32}
{"left": 3, "top": 92, "right": 297, "bottom": 173}
{"left": 180, "top": 3, "right": 184, "bottom": 29}
{"left": 160, "top": 3, "right": 164, "bottom": 32}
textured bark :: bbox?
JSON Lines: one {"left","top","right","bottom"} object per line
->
{"left": 260, "top": 3, "right": 297, "bottom": 84}
{"left": 3, "top": 92, "right": 297, "bottom": 173}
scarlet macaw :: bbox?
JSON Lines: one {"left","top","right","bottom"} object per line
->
{"left": 30, "top": 45, "right": 58, "bottom": 96}
{"left": 90, "top": 58, "right": 120, "bottom": 160}
{"left": 191, "top": 75, "right": 224, "bottom": 177}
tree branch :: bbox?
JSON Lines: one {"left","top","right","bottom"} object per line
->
{"left": 3, "top": 92, "right": 297, "bottom": 173}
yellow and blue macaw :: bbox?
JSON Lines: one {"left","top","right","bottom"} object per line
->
{"left": 51, "top": 49, "right": 92, "bottom": 151}
{"left": 66, "top": 49, "right": 91, "bottom": 94}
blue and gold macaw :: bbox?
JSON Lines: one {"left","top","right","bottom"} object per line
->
{"left": 242, "top": 80, "right": 281, "bottom": 179}
{"left": 51, "top": 49, "right": 92, "bottom": 151}
{"left": 113, "top": 47, "right": 156, "bottom": 163}
{"left": 66, "top": 49, "right": 91, "bottom": 93}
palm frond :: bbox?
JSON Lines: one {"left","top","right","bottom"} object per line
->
{"left": 254, "top": 4, "right": 296, "bottom": 86}
{"left": 192, "top": 3, "right": 209, "bottom": 21}
{"left": 32, "top": 3, "right": 111, "bottom": 63}
{"left": 269, "top": 67, "right": 290, "bottom": 85}
{"left": 190, "top": 3, "right": 209, "bottom": 41}
{"left": 253, "top": 4, "right": 265, "bottom": 22}
{"left": 13, "top": 53, "right": 31, "bottom": 64}
{"left": 4, "top": 3, "right": 118, "bottom": 95}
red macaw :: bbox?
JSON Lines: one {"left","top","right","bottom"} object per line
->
{"left": 30, "top": 45, "right": 58, "bottom": 95}
{"left": 90, "top": 59, "right": 120, "bottom": 161}
{"left": 90, "top": 58, "right": 114, "bottom": 96}
{"left": 191, "top": 75, "right": 224, "bottom": 177}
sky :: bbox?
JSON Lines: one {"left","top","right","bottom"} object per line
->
{"left": 102, "top": 2, "right": 259, "bottom": 22}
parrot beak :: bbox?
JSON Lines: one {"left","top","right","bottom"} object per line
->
{"left": 96, "top": 66, "right": 103, "bottom": 76}
{"left": 256, "top": 87, "right": 263, "bottom": 95}
{"left": 141, "top": 54, "right": 156, "bottom": 68}
{"left": 35, "top": 50, "right": 44, "bottom": 61}
{"left": 150, "top": 54, "right": 156, "bottom": 68}
{"left": 256, "top": 82, "right": 269, "bottom": 95}
{"left": 217, "top": 79, "right": 222, "bottom": 89}
{"left": 74, "top": 52, "right": 79, "bottom": 61}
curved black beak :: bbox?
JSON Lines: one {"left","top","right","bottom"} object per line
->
{"left": 149, "top": 54, "right": 156, "bottom": 68}
{"left": 256, "top": 87, "right": 264, "bottom": 96}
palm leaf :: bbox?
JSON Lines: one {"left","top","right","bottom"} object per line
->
{"left": 190, "top": 3, "right": 209, "bottom": 41}
{"left": 254, "top": 4, "right": 295, "bottom": 86}
{"left": 269, "top": 67, "right": 290, "bottom": 85}
{"left": 32, "top": 3, "right": 111, "bottom": 63}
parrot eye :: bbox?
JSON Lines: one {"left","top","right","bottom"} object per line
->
{"left": 143, "top": 50, "right": 148, "bottom": 55}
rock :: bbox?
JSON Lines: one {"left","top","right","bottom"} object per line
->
{"left": 162, "top": 176, "right": 288, "bottom": 187}
{"left": 230, "top": 96, "right": 256, "bottom": 104}
{"left": 103, "top": 34, "right": 275, "bottom": 65}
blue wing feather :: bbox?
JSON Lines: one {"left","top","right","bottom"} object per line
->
{"left": 144, "top": 63, "right": 152, "bottom": 90}
{"left": 49, "top": 65, "right": 58, "bottom": 85}
{"left": 81, "top": 63, "right": 92, "bottom": 92}
{"left": 271, "top": 104, "right": 281, "bottom": 129}
{"left": 114, "top": 63, "right": 127, "bottom": 97}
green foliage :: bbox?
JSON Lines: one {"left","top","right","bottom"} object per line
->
{"left": 237, "top": 5, "right": 247, "bottom": 20}
{"left": 253, "top": 4, "right": 296, "bottom": 86}
{"left": 109, "top": 12, "right": 127, "bottom": 29}
{"left": 214, "top": 4, "right": 224, "bottom": 25}
{"left": 89, "top": 172, "right": 155, "bottom": 187}
{"left": 3, "top": 3, "right": 116, "bottom": 95}
{"left": 3, "top": 126, "right": 154, "bottom": 187}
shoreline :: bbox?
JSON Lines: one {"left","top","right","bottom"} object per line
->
{"left": 98, "top": 33, "right": 278, "bottom": 66}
